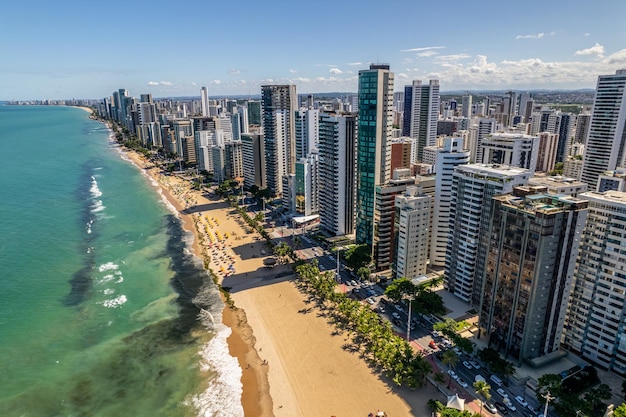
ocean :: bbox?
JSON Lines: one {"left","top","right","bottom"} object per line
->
{"left": 0, "top": 105, "right": 243, "bottom": 416}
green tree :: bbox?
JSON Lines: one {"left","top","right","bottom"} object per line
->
{"left": 433, "top": 371, "right": 446, "bottom": 390}
{"left": 442, "top": 349, "right": 459, "bottom": 388}
{"left": 474, "top": 380, "right": 492, "bottom": 416}
{"left": 344, "top": 244, "right": 372, "bottom": 270}
{"left": 357, "top": 266, "right": 370, "bottom": 280}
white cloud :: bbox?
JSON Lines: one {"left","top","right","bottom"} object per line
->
{"left": 584, "top": 32, "right": 590, "bottom": 36}
{"left": 147, "top": 81, "right": 172, "bottom": 86}
{"left": 293, "top": 77, "right": 311, "bottom": 83}
{"left": 401, "top": 46, "right": 445, "bottom": 52}
{"left": 417, "top": 50, "right": 439, "bottom": 58}
{"left": 347, "top": 62, "right": 363, "bottom": 66}
{"left": 191, "top": 82, "right": 197, "bottom": 86}
{"left": 575, "top": 43, "right": 605, "bottom": 58}
{"left": 229, "top": 69, "right": 241, "bottom": 75}
{"left": 289, "top": 69, "right": 298, "bottom": 73}
{"left": 435, "top": 54, "right": 471, "bottom": 62}
{"left": 515, "top": 32, "right": 545, "bottom": 39}
{"left": 329, "top": 68, "right": 343, "bottom": 74}
{"left": 604, "top": 48, "right": 626, "bottom": 64}
{"left": 211, "top": 80, "right": 222, "bottom": 85}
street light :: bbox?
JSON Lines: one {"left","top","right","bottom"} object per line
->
{"left": 406, "top": 295, "right": 415, "bottom": 342}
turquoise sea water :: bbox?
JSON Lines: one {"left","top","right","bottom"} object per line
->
{"left": 0, "top": 106, "right": 242, "bottom": 416}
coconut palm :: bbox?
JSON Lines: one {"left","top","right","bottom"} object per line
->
{"left": 473, "top": 380, "right": 492, "bottom": 416}
{"left": 441, "top": 349, "right": 459, "bottom": 388}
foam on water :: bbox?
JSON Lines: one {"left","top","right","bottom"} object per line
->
{"left": 98, "top": 262, "right": 119, "bottom": 272}
{"left": 91, "top": 199, "right": 106, "bottom": 213}
{"left": 90, "top": 175, "right": 103, "bottom": 198}
{"left": 100, "top": 294, "right": 127, "bottom": 308}
{"left": 188, "top": 323, "right": 244, "bottom": 417}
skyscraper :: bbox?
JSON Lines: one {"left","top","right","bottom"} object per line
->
{"left": 479, "top": 186, "right": 587, "bottom": 363}
{"left": 261, "top": 84, "right": 297, "bottom": 196}
{"left": 355, "top": 64, "right": 394, "bottom": 245}
{"left": 201, "top": 86, "right": 209, "bottom": 117}
{"left": 563, "top": 190, "right": 626, "bottom": 375}
{"left": 394, "top": 186, "right": 431, "bottom": 279}
{"left": 445, "top": 164, "right": 530, "bottom": 303}
{"left": 429, "top": 137, "right": 470, "bottom": 267}
{"left": 402, "top": 79, "right": 440, "bottom": 162}
{"left": 581, "top": 70, "right": 626, "bottom": 188}
{"left": 318, "top": 112, "right": 357, "bottom": 237}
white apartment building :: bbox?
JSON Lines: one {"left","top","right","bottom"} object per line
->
{"left": 429, "top": 137, "right": 470, "bottom": 267}
{"left": 563, "top": 190, "right": 626, "bottom": 376}
{"left": 445, "top": 164, "right": 531, "bottom": 303}
{"left": 394, "top": 186, "right": 431, "bottom": 279}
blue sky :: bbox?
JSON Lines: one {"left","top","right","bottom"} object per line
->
{"left": 1, "top": 0, "right": 625, "bottom": 100}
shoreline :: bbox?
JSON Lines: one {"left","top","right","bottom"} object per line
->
{"left": 119, "top": 148, "right": 273, "bottom": 416}
{"left": 105, "top": 120, "right": 443, "bottom": 415}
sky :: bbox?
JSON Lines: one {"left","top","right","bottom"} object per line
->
{"left": 1, "top": 0, "right": 626, "bottom": 100}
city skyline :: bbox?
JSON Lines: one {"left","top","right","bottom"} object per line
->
{"left": 2, "top": 0, "right": 626, "bottom": 100}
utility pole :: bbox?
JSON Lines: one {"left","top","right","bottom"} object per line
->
{"left": 543, "top": 391, "right": 554, "bottom": 417}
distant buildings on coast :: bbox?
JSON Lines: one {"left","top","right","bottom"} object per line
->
{"left": 14, "top": 67, "right": 626, "bottom": 377}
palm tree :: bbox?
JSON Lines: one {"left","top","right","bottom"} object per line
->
{"left": 442, "top": 349, "right": 459, "bottom": 388}
{"left": 473, "top": 380, "right": 492, "bottom": 416}
{"left": 433, "top": 371, "right": 446, "bottom": 392}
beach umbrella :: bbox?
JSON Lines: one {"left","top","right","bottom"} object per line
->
{"left": 446, "top": 393, "right": 465, "bottom": 411}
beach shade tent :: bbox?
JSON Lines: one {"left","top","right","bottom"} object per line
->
{"left": 446, "top": 393, "right": 465, "bottom": 411}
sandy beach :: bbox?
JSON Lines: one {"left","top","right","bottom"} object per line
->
{"left": 122, "top": 148, "right": 442, "bottom": 416}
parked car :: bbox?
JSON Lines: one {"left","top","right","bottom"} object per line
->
{"left": 503, "top": 398, "right": 517, "bottom": 411}
{"left": 463, "top": 360, "right": 473, "bottom": 370}
{"left": 429, "top": 340, "right": 438, "bottom": 349}
{"left": 484, "top": 402, "right": 497, "bottom": 414}
{"left": 457, "top": 379, "right": 468, "bottom": 388}
{"left": 470, "top": 360, "right": 481, "bottom": 369}
{"left": 365, "top": 297, "right": 375, "bottom": 305}
{"left": 496, "top": 388, "right": 508, "bottom": 398}
{"left": 494, "top": 402, "right": 509, "bottom": 414}
{"left": 391, "top": 312, "right": 401, "bottom": 320}
{"left": 447, "top": 369, "right": 457, "bottom": 379}
{"left": 515, "top": 396, "right": 528, "bottom": 407}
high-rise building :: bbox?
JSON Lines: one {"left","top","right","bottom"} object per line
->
{"left": 479, "top": 186, "right": 587, "bottom": 363}
{"left": 445, "top": 164, "right": 531, "bottom": 303}
{"left": 402, "top": 79, "right": 440, "bottom": 162}
{"left": 247, "top": 100, "right": 262, "bottom": 125}
{"left": 318, "top": 112, "right": 357, "bottom": 237}
{"left": 241, "top": 133, "right": 266, "bottom": 189}
{"left": 473, "top": 118, "right": 498, "bottom": 164}
{"left": 390, "top": 137, "right": 413, "bottom": 174}
{"left": 373, "top": 169, "right": 415, "bottom": 272}
{"left": 430, "top": 137, "right": 470, "bottom": 267}
{"left": 480, "top": 133, "right": 539, "bottom": 174}
{"left": 201, "top": 86, "right": 209, "bottom": 117}
{"left": 535, "top": 132, "right": 559, "bottom": 173}
{"left": 295, "top": 109, "right": 319, "bottom": 160}
{"left": 462, "top": 95, "right": 472, "bottom": 118}
{"left": 356, "top": 64, "right": 394, "bottom": 245}
{"left": 295, "top": 152, "right": 319, "bottom": 216}
{"left": 261, "top": 85, "right": 297, "bottom": 196}
{"left": 581, "top": 70, "right": 626, "bottom": 188}
{"left": 394, "top": 186, "right": 431, "bottom": 280}
{"left": 563, "top": 190, "right": 626, "bottom": 376}
{"left": 573, "top": 113, "right": 591, "bottom": 145}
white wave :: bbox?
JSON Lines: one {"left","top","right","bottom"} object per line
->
{"left": 91, "top": 200, "right": 106, "bottom": 213}
{"left": 115, "top": 275, "right": 124, "bottom": 284}
{"left": 86, "top": 219, "right": 93, "bottom": 234}
{"left": 100, "top": 294, "right": 127, "bottom": 308}
{"left": 97, "top": 274, "right": 115, "bottom": 285}
{"left": 94, "top": 167, "right": 103, "bottom": 171}
{"left": 187, "top": 324, "right": 244, "bottom": 417}
{"left": 90, "top": 176, "right": 103, "bottom": 198}
{"left": 98, "top": 262, "right": 119, "bottom": 272}
{"left": 103, "top": 288, "right": 115, "bottom": 295}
